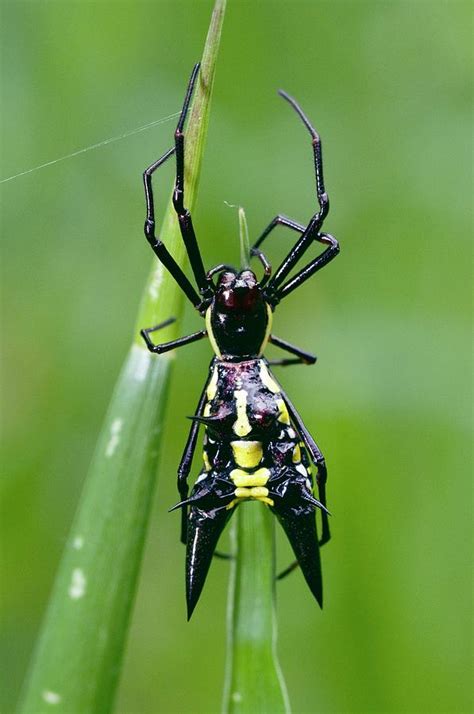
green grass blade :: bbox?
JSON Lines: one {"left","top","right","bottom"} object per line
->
{"left": 223, "top": 504, "right": 291, "bottom": 714}
{"left": 238, "top": 206, "right": 251, "bottom": 269}
{"left": 18, "top": 2, "right": 226, "bottom": 713}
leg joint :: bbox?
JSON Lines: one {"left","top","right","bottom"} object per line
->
{"left": 173, "top": 188, "right": 184, "bottom": 213}
{"left": 144, "top": 219, "right": 156, "bottom": 241}
{"left": 320, "top": 233, "right": 339, "bottom": 251}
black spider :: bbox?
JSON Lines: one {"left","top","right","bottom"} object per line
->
{"left": 140, "top": 64, "right": 339, "bottom": 618}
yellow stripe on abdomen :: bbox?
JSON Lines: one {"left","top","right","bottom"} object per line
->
{"left": 233, "top": 389, "right": 252, "bottom": 437}
{"left": 231, "top": 440, "right": 263, "bottom": 468}
{"left": 230, "top": 467, "right": 270, "bottom": 487}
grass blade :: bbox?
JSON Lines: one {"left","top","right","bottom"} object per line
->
{"left": 18, "top": 2, "right": 226, "bottom": 712}
{"left": 238, "top": 206, "right": 251, "bottom": 269}
{"left": 223, "top": 504, "right": 291, "bottom": 714}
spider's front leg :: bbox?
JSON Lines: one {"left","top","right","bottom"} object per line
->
{"left": 143, "top": 148, "right": 202, "bottom": 309}
{"left": 171, "top": 64, "right": 213, "bottom": 302}
{"left": 276, "top": 231, "right": 339, "bottom": 301}
{"left": 142, "top": 64, "right": 213, "bottom": 311}
{"left": 259, "top": 90, "right": 339, "bottom": 306}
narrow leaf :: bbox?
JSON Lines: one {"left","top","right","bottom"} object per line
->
{"left": 239, "top": 206, "right": 251, "bottom": 269}
{"left": 18, "top": 2, "right": 226, "bottom": 713}
{"left": 223, "top": 503, "right": 291, "bottom": 714}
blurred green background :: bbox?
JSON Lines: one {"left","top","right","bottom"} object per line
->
{"left": 1, "top": 1, "right": 472, "bottom": 712}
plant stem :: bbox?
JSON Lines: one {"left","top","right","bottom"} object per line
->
{"left": 223, "top": 504, "right": 291, "bottom": 714}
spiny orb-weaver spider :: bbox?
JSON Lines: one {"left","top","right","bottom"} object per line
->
{"left": 140, "top": 64, "right": 339, "bottom": 619}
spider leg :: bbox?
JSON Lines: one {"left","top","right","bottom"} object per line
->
{"left": 140, "top": 325, "right": 206, "bottom": 355}
{"left": 263, "top": 91, "right": 339, "bottom": 302}
{"left": 172, "top": 64, "right": 211, "bottom": 299}
{"left": 276, "top": 232, "right": 339, "bottom": 301}
{"left": 143, "top": 147, "right": 201, "bottom": 308}
{"left": 268, "top": 334, "right": 317, "bottom": 365}
{"left": 176, "top": 360, "right": 216, "bottom": 544}
{"left": 280, "top": 387, "right": 331, "bottom": 546}
{"left": 252, "top": 214, "right": 305, "bottom": 251}
{"left": 276, "top": 560, "right": 300, "bottom": 580}
{"left": 143, "top": 64, "right": 212, "bottom": 309}
{"left": 250, "top": 248, "right": 272, "bottom": 287}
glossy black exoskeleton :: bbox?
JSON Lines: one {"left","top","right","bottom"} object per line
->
{"left": 140, "top": 64, "right": 339, "bottom": 619}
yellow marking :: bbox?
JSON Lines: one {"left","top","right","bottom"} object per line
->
{"left": 205, "top": 307, "right": 222, "bottom": 358}
{"left": 276, "top": 398, "right": 290, "bottom": 425}
{"left": 206, "top": 365, "right": 219, "bottom": 400}
{"left": 226, "top": 493, "right": 274, "bottom": 509}
{"left": 292, "top": 443, "right": 301, "bottom": 463}
{"left": 258, "top": 303, "right": 273, "bottom": 355}
{"left": 231, "top": 440, "right": 263, "bottom": 468}
{"left": 203, "top": 450, "right": 211, "bottom": 471}
{"left": 233, "top": 390, "right": 252, "bottom": 436}
{"left": 230, "top": 467, "right": 270, "bottom": 487}
{"left": 234, "top": 485, "right": 269, "bottom": 498}
{"left": 259, "top": 361, "right": 280, "bottom": 393}
{"left": 234, "top": 487, "right": 251, "bottom": 498}
{"left": 203, "top": 402, "right": 211, "bottom": 417}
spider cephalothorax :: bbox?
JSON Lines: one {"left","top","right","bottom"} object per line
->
{"left": 140, "top": 64, "right": 340, "bottom": 618}
{"left": 207, "top": 269, "right": 271, "bottom": 359}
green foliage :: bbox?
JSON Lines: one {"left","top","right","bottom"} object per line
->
{"left": 18, "top": 350, "right": 174, "bottom": 714}
{"left": 238, "top": 207, "right": 251, "bottom": 270}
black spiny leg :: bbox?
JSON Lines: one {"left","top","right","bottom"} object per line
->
{"left": 252, "top": 214, "right": 305, "bottom": 251}
{"left": 140, "top": 319, "right": 208, "bottom": 539}
{"left": 143, "top": 64, "right": 212, "bottom": 309}
{"left": 143, "top": 147, "right": 202, "bottom": 308}
{"left": 276, "top": 560, "right": 301, "bottom": 581}
{"left": 140, "top": 318, "right": 206, "bottom": 355}
{"left": 172, "top": 64, "right": 211, "bottom": 300}
{"left": 176, "top": 362, "right": 215, "bottom": 544}
{"left": 140, "top": 320, "right": 207, "bottom": 544}
{"left": 276, "top": 232, "right": 339, "bottom": 301}
{"left": 263, "top": 91, "right": 339, "bottom": 304}
{"left": 281, "top": 388, "right": 331, "bottom": 546}
{"left": 267, "top": 334, "right": 317, "bottom": 367}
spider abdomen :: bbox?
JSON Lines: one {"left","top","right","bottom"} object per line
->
{"left": 180, "top": 357, "right": 324, "bottom": 616}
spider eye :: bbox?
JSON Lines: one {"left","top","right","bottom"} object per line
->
{"left": 217, "top": 271, "right": 236, "bottom": 287}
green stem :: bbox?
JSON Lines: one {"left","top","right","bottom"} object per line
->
{"left": 239, "top": 206, "right": 251, "bottom": 269}
{"left": 223, "top": 504, "right": 291, "bottom": 714}
{"left": 18, "top": 3, "right": 226, "bottom": 713}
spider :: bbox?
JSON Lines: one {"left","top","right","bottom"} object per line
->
{"left": 140, "top": 64, "right": 339, "bottom": 618}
